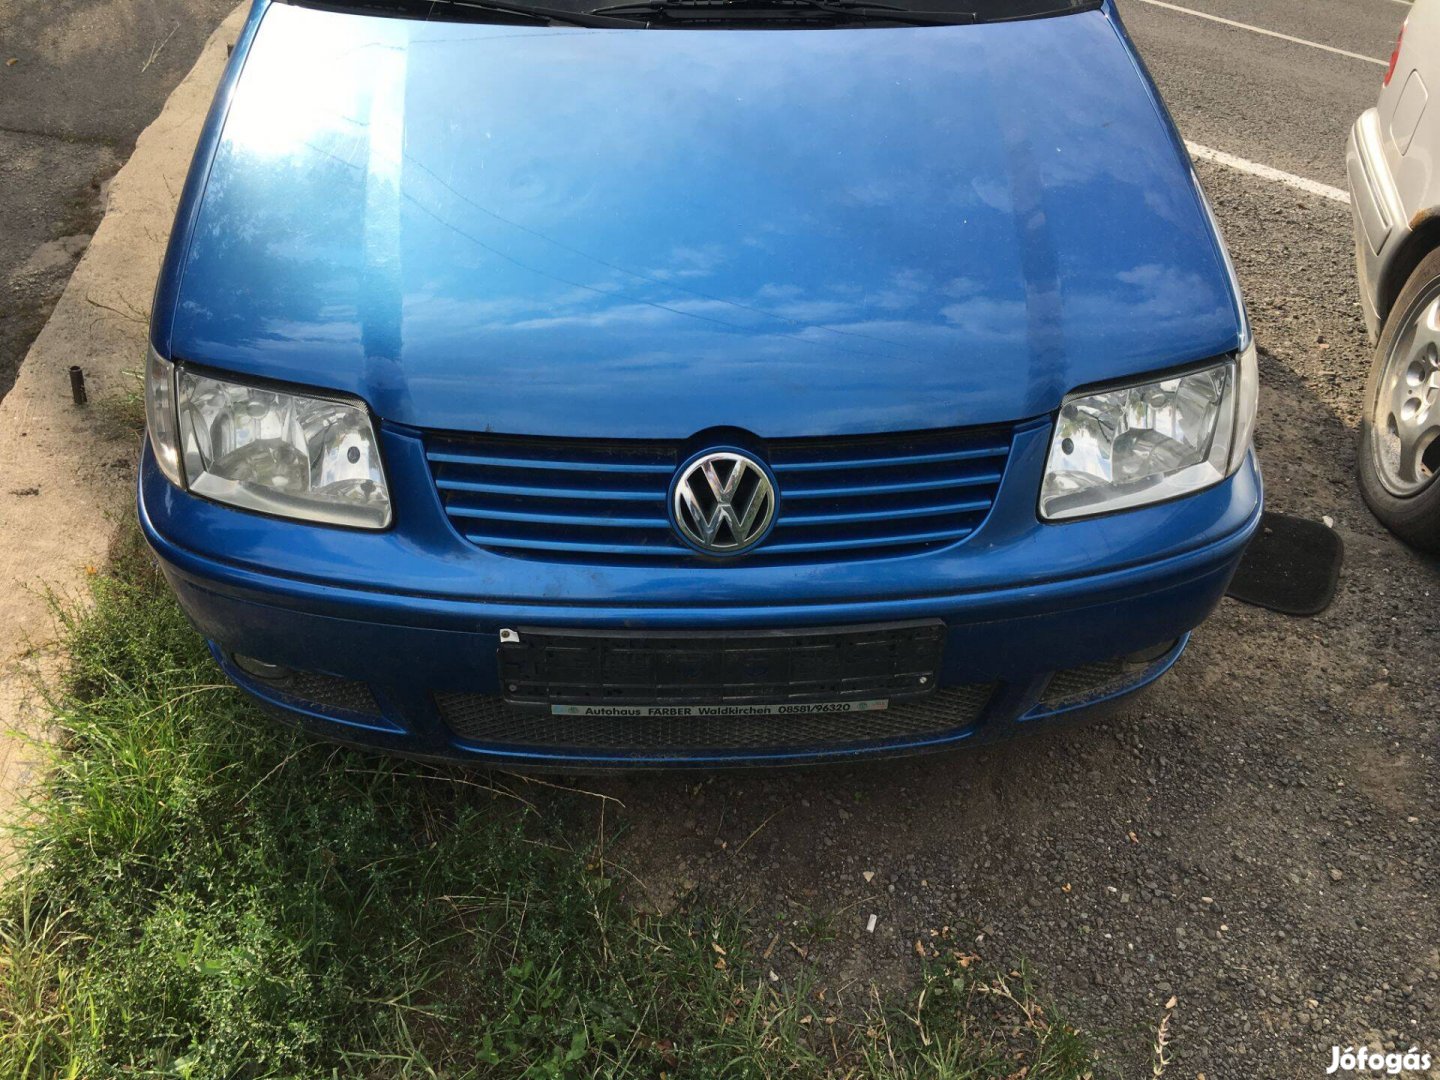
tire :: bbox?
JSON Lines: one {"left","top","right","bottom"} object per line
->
{"left": 1358, "top": 246, "right": 1440, "bottom": 554}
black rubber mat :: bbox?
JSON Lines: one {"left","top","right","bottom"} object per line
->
{"left": 1226, "top": 512, "right": 1344, "bottom": 616}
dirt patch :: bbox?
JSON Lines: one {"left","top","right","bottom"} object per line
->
{"left": 0, "top": 7, "right": 249, "bottom": 867}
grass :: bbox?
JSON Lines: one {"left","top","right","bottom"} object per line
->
{"left": 0, "top": 527, "right": 1103, "bottom": 1079}
{"left": 90, "top": 370, "right": 146, "bottom": 442}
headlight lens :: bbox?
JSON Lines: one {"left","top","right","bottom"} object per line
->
{"left": 145, "top": 347, "right": 184, "bottom": 488}
{"left": 163, "top": 367, "right": 391, "bottom": 529}
{"left": 1040, "top": 344, "right": 1257, "bottom": 521}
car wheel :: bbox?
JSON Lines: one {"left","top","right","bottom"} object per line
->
{"left": 1358, "top": 247, "right": 1440, "bottom": 554}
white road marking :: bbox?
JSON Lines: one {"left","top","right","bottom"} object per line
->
{"left": 1186, "top": 141, "right": 1352, "bottom": 204}
{"left": 1135, "top": 0, "right": 1389, "bottom": 66}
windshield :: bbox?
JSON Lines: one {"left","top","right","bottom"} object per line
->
{"left": 289, "top": 0, "right": 1100, "bottom": 29}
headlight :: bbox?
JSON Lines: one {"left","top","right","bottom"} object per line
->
{"left": 1040, "top": 343, "right": 1257, "bottom": 522}
{"left": 145, "top": 347, "right": 184, "bottom": 488}
{"left": 145, "top": 352, "right": 391, "bottom": 529}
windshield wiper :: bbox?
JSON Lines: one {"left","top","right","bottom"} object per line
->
{"left": 588, "top": 0, "right": 977, "bottom": 24}
{"left": 296, "top": 0, "right": 641, "bottom": 28}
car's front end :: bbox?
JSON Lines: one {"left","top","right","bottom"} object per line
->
{"left": 141, "top": 0, "right": 1261, "bottom": 767}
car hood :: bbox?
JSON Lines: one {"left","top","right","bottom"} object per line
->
{"left": 161, "top": 1, "right": 1243, "bottom": 438}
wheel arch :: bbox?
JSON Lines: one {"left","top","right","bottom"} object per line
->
{"left": 1379, "top": 210, "right": 1440, "bottom": 332}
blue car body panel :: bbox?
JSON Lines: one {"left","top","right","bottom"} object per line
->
{"left": 141, "top": 0, "right": 1262, "bottom": 767}
{"left": 156, "top": 0, "right": 1243, "bottom": 438}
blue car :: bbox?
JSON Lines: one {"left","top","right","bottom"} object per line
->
{"left": 140, "top": 0, "right": 1261, "bottom": 767}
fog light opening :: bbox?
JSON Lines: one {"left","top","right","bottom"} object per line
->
{"left": 232, "top": 654, "right": 295, "bottom": 682}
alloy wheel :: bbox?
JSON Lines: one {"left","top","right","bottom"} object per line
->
{"left": 1371, "top": 288, "right": 1440, "bottom": 496}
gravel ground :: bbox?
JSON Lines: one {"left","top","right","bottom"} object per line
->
{"left": 581, "top": 162, "right": 1440, "bottom": 1078}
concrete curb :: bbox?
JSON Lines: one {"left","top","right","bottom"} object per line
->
{"left": 0, "top": 5, "right": 248, "bottom": 850}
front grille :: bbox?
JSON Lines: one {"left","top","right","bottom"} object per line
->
{"left": 425, "top": 425, "right": 1012, "bottom": 565}
{"left": 276, "top": 672, "right": 381, "bottom": 717}
{"left": 437, "top": 684, "right": 995, "bottom": 753}
{"left": 1040, "top": 660, "right": 1132, "bottom": 707}
{"left": 498, "top": 623, "right": 943, "bottom": 707}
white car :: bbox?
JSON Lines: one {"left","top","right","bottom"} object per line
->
{"left": 1347, "top": 0, "right": 1440, "bottom": 552}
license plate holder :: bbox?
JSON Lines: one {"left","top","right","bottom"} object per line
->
{"left": 497, "top": 620, "right": 944, "bottom": 711}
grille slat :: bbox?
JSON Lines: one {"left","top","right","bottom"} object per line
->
{"left": 426, "top": 425, "right": 1012, "bottom": 565}
{"left": 773, "top": 443, "right": 1009, "bottom": 472}
{"left": 779, "top": 498, "right": 991, "bottom": 527}
{"left": 781, "top": 470, "right": 1004, "bottom": 499}
{"left": 447, "top": 505, "right": 661, "bottom": 529}
{"left": 763, "top": 526, "right": 975, "bottom": 555}
{"left": 457, "top": 532, "right": 685, "bottom": 556}
{"left": 428, "top": 450, "right": 673, "bottom": 475}
{"left": 436, "top": 478, "right": 667, "bottom": 502}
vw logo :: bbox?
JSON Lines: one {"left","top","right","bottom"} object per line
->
{"left": 671, "top": 450, "right": 776, "bottom": 556}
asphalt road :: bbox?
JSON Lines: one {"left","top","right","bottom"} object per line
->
{"left": 0, "top": 0, "right": 236, "bottom": 403}
{"left": 1122, "top": 0, "right": 1396, "bottom": 188}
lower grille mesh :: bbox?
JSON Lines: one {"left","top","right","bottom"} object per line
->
{"left": 279, "top": 672, "right": 381, "bottom": 718}
{"left": 1040, "top": 660, "right": 1131, "bottom": 706}
{"left": 437, "top": 684, "right": 995, "bottom": 753}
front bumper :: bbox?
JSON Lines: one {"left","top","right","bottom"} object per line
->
{"left": 139, "top": 433, "right": 1262, "bottom": 768}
